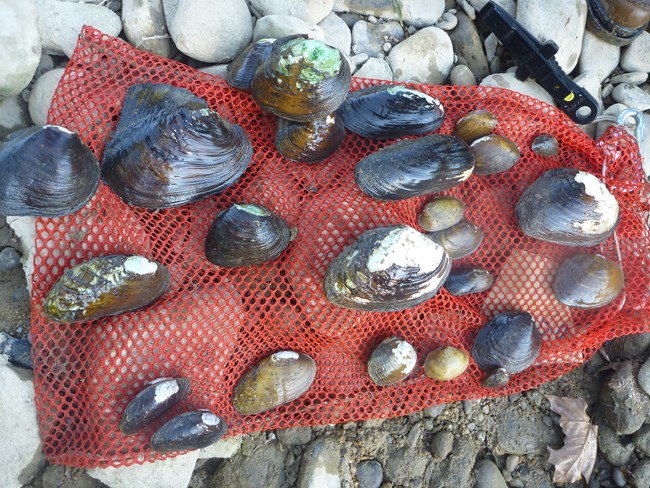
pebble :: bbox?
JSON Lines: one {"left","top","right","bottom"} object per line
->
{"left": 574, "top": 70, "right": 604, "bottom": 116}
{"left": 621, "top": 31, "right": 650, "bottom": 73}
{"left": 450, "top": 64, "right": 476, "bottom": 86}
{"left": 388, "top": 27, "right": 453, "bottom": 85}
{"left": 480, "top": 73, "right": 556, "bottom": 106}
{"left": 599, "top": 362, "right": 650, "bottom": 435}
{"left": 384, "top": 447, "right": 431, "bottom": 486}
{"left": 332, "top": 0, "right": 445, "bottom": 28}
{"left": 199, "top": 64, "right": 229, "bottom": 78}
{"left": 578, "top": 30, "right": 620, "bottom": 83}
{"left": 633, "top": 459, "right": 650, "bottom": 488}
{"left": 297, "top": 437, "right": 342, "bottom": 488}
{"left": 0, "top": 0, "right": 41, "bottom": 98}
{"left": 249, "top": 0, "right": 333, "bottom": 24}
{"left": 28, "top": 68, "right": 65, "bottom": 126}
{"left": 612, "top": 83, "right": 650, "bottom": 112}
{"left": 435, "top": 12, "right": 458, "bottom": 31}
{"left": 276, "top": 426, "right": 313, "bottom": 446}
{"left": 601, "top": 83, "right": 614, "bottom": 99}
{"left": 609, "top": 72, "right": 649, "bottom": 86}
{"left": 197, "top": 436, "right": 243, "bottom": 459}
{"left": 253, "top": 15, "right": 324, "bottom": 42}
{"left": 382, "top": 42, "right": 392, "bottom": 53}
{"left": 484, "top": 33, "right": 498, "bottom": 63}
{"left": 475, "top": 460, "right": 507, "bottom": 488}
{"left": 448, "top": 12, "right": 489, "bottom": 81}
{"left": 0, "top": 247, "right": 22, "bottom": 274}
{"left": 356, "top": 460, "right": 383, "bottom": 488}
{"left": 350, "top": 52, "right": 370, "bottom": 66}
{"left": 122, "top": 0, "right": 176, "bottom": 57}
{"left": 319, "top": 12, "right": 352, "bottom": 55}
{"left": 211, "top": 442, "right": 287, "bottom": 488}
{"left": 33, "top": 53, "right": 55, "bottom": 81}
{"left": 605, "top": 333, "right": 650, "bottom": 360}
{"left": 598, "top": 423, "right": 635, "bottom": 466}
{"left": 612, "top": 469, "right": 626, "bottom": 487}
{"left": 406, "top": 423, "right": 422, "bottom": 449}
{"left": 429, "top": 431, "right": 454, "bottom": 459}
{"left": 457, "top": 0, "right": 475, "bottom": 20}
{"left": 428, "top": 436, "right": 478, "bottom": 486}
{"left": 423, "top": 403, "right": 446, "bottom": 419}
{"left": 494, "top": 406, "right": 561, "bottom": 455}
{"left": 0, "top": 96, "right": 31, "bottom": 140}
{"left": 351, "top": 21, "right": 403, "bottom": 57}
{"left": 505, "top": 454, "right": 520, "bottom": 472}
{"left": 633, "top": 424, "right": 650, "bottom": 457}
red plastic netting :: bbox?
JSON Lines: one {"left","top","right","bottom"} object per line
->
{"left": 31, "top": 28, "right": 649, "bottom": 468}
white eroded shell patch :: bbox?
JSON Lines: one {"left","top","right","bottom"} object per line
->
{"left": 366, "top": 226, "right": 445, "bottom": 274}
{"left": 368, "top": 337, "right": 418, "bottom": 386}
{"left": 572, "top": 171, "right": 620, "bottom": 235}
{"left": 154, "top": 380, "right": 180, "bottom": 403}
{"left": 124, "top": 255, "right": 158, "bottom": 275}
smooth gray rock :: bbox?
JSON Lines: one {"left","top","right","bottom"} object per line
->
{"left": 640, "top": 356, "right": 650, "bottom": 397}
{"left": 249, "top": 0, "right": 334, "bottom": 24}
{"left": 605, "top": 333, "right": 650, "bottom": 360}
{"left": 211, "top": 441, "right": 286, "bottom": 488}
{"left": 388, "top": 27, "right": 453, "bottom": 84}
{"left": 621, "top": 32, "right": 650, "bottom": 74}
{"left": 505, "top": 455, "right": 520, "bottom": 472}
{"left": 436, "top": 11, "right": 458, "bottom": 31}
{"left": 297, "top": 437, "right": 342, "bottom": 488}
{"left": 422, "top": 403, "right": 446, "bottom": 418}
{"left": 633, "top": 424, "right": 650, "bottom": 457}
{"left": 612, "top": 83, "right": 650, "bottom": 112}
{"left": 475, "top": 459, "right": 507, "bottom": 488}
{"left": 0, "top": 0, "right": 41, "bottom": 98}
{"left": 356, "top": 460, "right": 382, "bottom": 488}
{"left": 333, "top": 0, "right": 445, "bottom": 28}
{"left": 598, "top": 362, "right": 650, "bottom": 435}
{"left": 448, "top": 12, "right": 489, "bottom": 81}
{"left": 633, "top": 459, "right": 650, "bottom": 488}
{"left": 383, "top": 447, "right": 430, "bottom": 486}
{"left": 429, "top": 430, "right": 454, "bottom": 460}
{"left": 612, "top": 468, "right": 627, "bottom": 488}
{"left": 495, "top": 406, "right": 562, "bottom": 455}
{"left": 253, "top": 15, "right": 324, "bottom": 42}
{"left": 28, "top": 68, "right": 65, "bottom": 126}
{"left": 42, "top": 465, "right": 102, "bottom": 488}
{"left": 276, "top": 426, "right": 313, "bottom": 446}
{"left": 352, "top": 20, "right": 403, "bottom": 57}
{"left": 467, "top": 0, "right": 516, "bottom": 16}
{"left": 0, "top": 96, "right": 31, "bottom": 139}
{"left": 122, "top": 0, "right": 176, "bottom": 57}
{"left": 578, "top": 30, "right": 619, "bottom": 83}
{"left": 0, "top": 248, "right": 22, "bottom": 273}
{"left": 480, "top": 72, "right": 556, "bottom": 106}
{"left": 609, "top": 72, "right": 648, "bottom": 85}
{"left": 450, "top": 64, "right": 476, "bottom": 86}
{"left": 319, "top": 13, "right": 351, "bottom": 55}
{"left": 198, "top": 436, "right": 243, "bottom": 459}
{"left": 199, "top": 64, "right": 229, "bottom": 78}
{"left": 573, "top": 70, "right": 603, "bottom": 116}
{"left": 353, "top": 57, "right": 393, "bottom": 80}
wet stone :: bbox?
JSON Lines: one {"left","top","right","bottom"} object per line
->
{"left": 633, "top": 459, "right": 650, "bottom": 488}
{"left": 429, "top": 431, "right": 454, "bottom": 460}
{"left": 612, "top": 468, "right": 626, "bottom": 487}
{"left": 356, "top": 459, "right": 383, "bottom": 488}
{"left": 0, "top": 248, "right": 21, "bottom": 273}
{"left": 598, "top": 362, "right": 650, "bottom": 435}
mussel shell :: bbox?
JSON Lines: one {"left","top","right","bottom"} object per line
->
{"left": 251, "top": 36, "right": 352, "bottom": 122}
{"left": 337, "top": 85, "right": 444, "bottom": 139}
{"left": 150, "top": 410, "right": 227, "bottom": 452}
{"left": 426, "top": 218, "right": 483, "bottom": 260}
{"left": 552, "top": 253, "right": 625, "bottom": 308}
{"left": 470, "top": 134, "right": 520, "bottom": 176}
{"left": 367, "top": 337, "right": 417, "bottom": 386}
{"left": 232, "top": 351, "right": 316, "bottom": 415}
{"left": 275, "top": 113, "right": 345, "bottom": 163}
{"left": 226, "top": 38, "right": 275, "bottom": 90}
{"left": 205, "top": 203, "right": 291, "bottom": 267}
{"left": 424, "top": 346, "right": 469, "bottom": 381}
{"left": 454, "top": 110, "right": 498, "bottom": 143}
{"left": 120, "top": 378, "right": 191, "bottom": 435}
{"left": 481, "top": 368, "right": 510, "bottom": 388}
{"left": 354, "top": 134, "right": 474, "bottom": 200}
{"left": 102, "top": 83, "right": 253, "bottom": 209}
{"left": 471, "top": 311, "right": 542, "bottom": 374}
{"left": 515, "top": 168, "right": 620, "bottom": 246}
{"left": 531, "top": 134, "right": 559, "bottom": 157}
{"left": 417, "top": 196, "right": 465, "bottom": 232}
{"left": 44, "top": 255, "right": 171, "bottom": 323}
{"left": 324, "top": 225, "right": 451, "bottom": 312}
{"left": 0, "top": 125, "right": 100, "bottom": 217}
{"left": 444, "top": 267, "right": 494, "bottom": 296}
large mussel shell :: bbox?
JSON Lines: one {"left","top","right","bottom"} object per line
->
{"left": 354, "top": 134, "right": 474, "bottom": 200}
{"left": 552, "top": 253, "right": 625, "bottom": 308}
{"left": 471, "top": 311, "right": 542, "bottom": 375}
{"left": 426, "top": 218, "right": 483, "bottom": 260}
{"left": 367, "top": 337, "right": 417, "bottom": 386}
{"left": 424, "top": 346, "right": 470, "bottom": 381}
{"left": 0, "top": 125, "right": 100, "bottom": 217}
{"left": 324, "top": 225, "right": 451, "bottom": 312}
{"left": 150, "top": 410, "right": 227, "bottom": 452}
{"left": 444, "top": 267, "right": 493, "bottom": 296}
{"left": 470, "top": 134, "right": 520, "bottom": 176}
{"left": 251, "top": 36, "right": 352, "bottom": 121}
{"left": 275, "top": 113, "right": 345, "bottom": 163}
{"left": 417, "top": 196, "right": 465, "bottom": 232}
{"left": 232, "top": 351, "right": 316, "bottom": 415}
{"left": 205, "top": 203, "right": 291, "bottom": 267}
{"left": 454, "top": 109, "right": 497, "bottom": 143}
{"left": 515, "top": 168, "right": 620, "bottom": 246}
{"left": 44, "top": 255, "right": 171, "bottom": 323}
{"left": 227, "top": 38, "right": 275, "bottom": 91}
{"left": 102, "top": 83, "right": 253, "bottom": 209}
{"left": 120, "top": 377, "right": 190, "bottom": 435}
{"left": 337, "top": 85, "right": 444, "bottom": 139}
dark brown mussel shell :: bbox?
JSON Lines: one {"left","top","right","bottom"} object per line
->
{"left": 444, "top": 267, "right": 494, "bottom": 296}
{"left": 427, "top": 218, "right": 483, "bottom": 260}
{"left": 324, "top": 225, "right": 451, "bottom": 312}
{"left": 470, "top": 134, "right": 520, "bottom": 176}
{"left": 226, "top": 38, "right": 275, "bottom": 90}
{"left": 205, "top": 203, "right": 291, "bottom": 267}
{"left": 337, "top": 85, "right": 444, "bottom": 139}
{"left": 531, "top": 134, "right": 559, "bottom": 157}
{"left": 120, "top": 378, "right": 190, "bottom": 435}
{"left": 275, "top": 113, "right": 345, "bottom": 163}
{"left": 516, "top": 168, "right": 620, "bottom": 246}
{"left": 454, "top": 110, "right": 497, "bottom": 143}
{"left": 150, "top": 410, "right": 227, "bottom": 452}
{"left": 354, "top": 134, "right": 474, "bottom": 200}
{"left": 251, "top": 36, "right": 351, "bottom": 121}
{"left": 0, "top": 125, "right": 100, "bottom": 217}
{"left": 44, "top": 255, "right": 170, "bottom": 323}
{"left": 417, "top": 196, "right": 465, "bottom": 232}
{"left": 102, "top": 83, "right": 253, "bottom": 209}
{"left": 552, "top": 253, "right": 625, "bottom": 308}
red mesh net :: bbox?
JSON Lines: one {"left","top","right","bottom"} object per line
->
{"left": 32, "top": 28, "right": 649, "bottom": 468}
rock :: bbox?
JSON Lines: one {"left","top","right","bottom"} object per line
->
{"left": 253, "top": 15, "right": 324, "bottom": 42}
{"left": 422, "top": 403, "right": 446, "bottom": 418}
{"left": 0, "top": 96, "right": 31, "bottom": 139}
{"left": 35, "top": 0, "right": 122, "bottom": 58}
{"left": 354, "top": 57, "right": 393, "bottom": 80}
{"left": 0, "top": 332, "right": 32, "bottom": 370}
{"left": 332, "top": 0, "right": 445, "bottom": 28}
{"left": 467, "top": 0, "right": 516, "bottom": 17}
{"left": 578, "top": 30, "right": 619, "bottom": 83}
{"left": 448, "top": 12, "right": 489, "bottom": 81}
{"left": 6, "top": 217, "right": 35, "bottom": 294}
{"left": 475, "top": 460, "right": 507, "bottom": 488}
{"left": 516, "top": 0, "right": 587, "bottom": 73}
{"left": 595, "top": 103, "right": 628, "bottom": 140}
{"left": 388, "top": 27, "right": 453, "bottom": 85}
{"left": 484, "top": 33, "right": 497, "bottom": 62}
{"left": 573, "top": 70, "right": 603, "bottom": 116}
{"left": 621, "top": 32, "right": 650, "bottom": 73}
{"left": 351, "top": 20, "right": 403, "bottom": 57}
{"left": 0, "top": 0, "right": 41, "bottom": 98}
{"left": 383, "top": 447, "right": 430, "bottom": 486}
{"left": 436, "top": 11, "right": 457, "bottom": 31}
{"left": 640, "top": 356, "right": 650, "bottom": 398}
{"left": 199, "top": 64, "right": 229, "bottom": 78}
{"left": 276, "top": 426, "right": 313, "bottom": 446}
{"left": 605, "top": 333, "right": 650, "bottom": 360}
{"left": 356, "top": 460, "right": 382, "bottom": 488}
{"left": 634, "top": 424, "right": 650, "bottom": 457}
{"left": 495, "top": 405, "right": 562, "bottom": 455}
{"left": 198, "top": 436, "right": 243, "bottom": 459}
{"left": 319, "top": 13, "right": 351, "bottom": 55}
{"left": 429, "top": 430, "right": 454, "bottom": 460}
{"left": 42, "top": 465, "right": 103, "bottom": 488}
{"left": 505, "top": 455, "right": 520, "bottom": 472}
{"left": 633, "top": 459, "right": 650, "bottom": 488}
{"left": 211, "top": 442, "right": 287, "bottom": 488}
{"left": 0, "top": 247, "right": 22, "bottom": 273}
{"left": 612, "top": 468, "right": 626, "bottom": 487}
{"left": 297, "top": 437, "right": 342, "bottom": 488}
{"left": 609, "top": 72, "right": 648, "bottom": 85}
{"left": 249, "top": 0, "right": 334, "bottom": 24}
{"left": 163, "top": 0, "right": 253, "bottom": 63}
{"left": 598, "top": 362, "right": 650, "bottom": 435}
{"left": 28, "top": 67, "right": 65, "bottom": 126}
{"left": 431, "top": 436, "right": 478, "bottom": 487}
{"left": 34, "top": 53, "right": 55, "bottom": 80}
{"left": 122, "top": 0, "right": 176, "bottom": 57}
{"left": 481, "top": 73, "right": 556, "bottom": 106}
{"left": 449, "top": 64, "right": 476, "bottom": 86}
{"left": 611, "top": 83, "right": 650, "bottom": 112}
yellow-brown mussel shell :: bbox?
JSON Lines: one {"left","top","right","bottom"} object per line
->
{"left": 417, "top": 196, "right": 465, "bottom": 233}
{"left": 454, "top": 109, "right": 498, "bottom": 143}
{"left": 274, "top": 113, "right": 345, "bottom": 163}
{"left": 470, "top": 134, "right": 520, "bottom": 176}
{"left": 424, "top": 347, "right": 469, "bottom": 381}
{"left": 426, "top": 218, "right": 483, "bottom": 260}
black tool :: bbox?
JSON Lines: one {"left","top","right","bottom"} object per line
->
{"left": 478, "top": 1, "right": 599, "bottom": 124}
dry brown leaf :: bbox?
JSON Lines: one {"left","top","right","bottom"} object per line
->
{"left": 546, "top": 395, "right": 598, "bottom": 484}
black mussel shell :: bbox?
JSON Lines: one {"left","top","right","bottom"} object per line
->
{"left": 120, "top": 378, "right": 190, "bottom": 435}
{"left": 150, "top": 410, "right": 227, "bottom": 452}
{"left": 0, "top": 125, "right": 100, "bottom": 217}
{"left": 516, "top": 168, "right": 620, "bottom": 246}
{"left": 324, "top": 225, "right": 451, "bottom": 312}
{"left": 444, "top": 267, "right": 494, "bottom": 296}
{"left": 471, "top": 311, "right": 542, "bottom": 375}
{"left": 337, "top": 85, "right": 444, "bottom": 139}
{"left": 426, "top": 218, "right": 483, "bottom": 260}
{"left": 102, "top": 83, "right": 253, "bottom": 209}
{"left": 470, "top": 134, "right": 520, "bottom": 176}
{"left": 355, "top": 134, "right": 474, "bottom": 200}
{"left": 226, "top": 38, "right": 275, "bottom": 91}
{"left": 205, "top": 203, "right": 291, "bottom": 267}
{"left": 275, "top": 113, "right": 345, "bottom": 163}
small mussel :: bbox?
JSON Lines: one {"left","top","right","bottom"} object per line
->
{"left": 481, "top": 368, "right": 510, "bottom": 388}
{"left": 424, "top": 346, "right": 469, "bottom": 381}
{"left": 426, "top": 218, "right": 483, "bottom": 260}
{"left": 337, "top": 85, "right": 444, "bottom": 139}
{"left": 367, "top": 337, "right": 417, "bottom": 386}
{"left": 150, "top": 410, "right": 227, "bottom": 452}
{"left": 552, "top": 253, "right": 625, "bottom": 308}
{"left": 226, "top": 38, "right": 275, "bottom": 90}
{"left": 355, "top": 134, "right": 474, "bottom": 200}
{"left": 531, "top": 134, "right": 559, "bottom": 157}
{"left": 275, "top": 113, "right": 345, "bottom": 163}
{"left": 44, "top": 255, "right": 171, "bottom": 323}
{"left": 102, "top": 83, "right": 253, "bottom": 209}
{"left": 454, "top": 109, "right": 498, "bottom": 143}
{"left": 120, "top": 378, "right": 190, "bottom": 434}
{"left": 324, "top": 225, "right": 451, "bottom": 312}
{"left": 516, "top": 168, "right": 620, "bottom": 246}
{"left": 444, "top": 267, "right": 494, "bottom": 296}
{"left": 470, "top": 134, "right": 520, "bottom": 176}
{"left": 232, "top": 351, "right": 316, "bottom": 415}
{"left": 205, "top": 203, "right": 291, "bottom": 268}
{"left": 417, "top": 196, "right": 465, "bottom": 232}
{"left": 0, "top": 125, "right": 100, "bottom": 217}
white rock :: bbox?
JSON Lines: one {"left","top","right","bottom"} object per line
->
{"left": 609, "top": 72, "right": 648, "bottom": 86}
{"left": 450, "top": 64, "right": 476, "bottom": 86}
{"left": 0, "top": 96, "right": 31, "bottom": 139}
{"left": 253, "top": 15, "right": 324, "bottom": 42}
{"left": 621, "top": 31, "right": 650, "bottom": 74}
{"left": 468, "top": 0, "right": 516, "bottom": 17}
{"left": 516, "top": 0, "right": 587, "bottom": 73}
{"left": 297, "top": 437, "right": 342, "bottom": 488}
{"left": 198, "top": 436, "right": 243, "bottom": 459}
{"left": 484, "top": 33, "right": 498, "bottom": 63}
{"left": 199, "top": 64, "right": 229, "bottom": 78}
{"left": 318, "top": 13, "right": 351, "bottom": 55}
{"left": 353, "top": 57, "right": 393, "bottom": 80}
{"left": 35, "top": 0, "right": 122, "bottom": 57}
{"left": 388, "top": 27, "right": 453, "bottom": 85}
{"left": 0, "top": 0, "right": 41, "bottom": 98}
{"left": 249, "top": 0, "right": 334, "bottom": 24}
{"left": 611, "top": 83, "right": 650, "bottom": 112}
{"left": 480, "top": 72, "right": 556, "bottom": 106}
{"left": 333, "top": 0, "right": 445, "bottom": 28}
{"left": 352, "top": 20, "right": 403, "bottom": 57}
{"left": 6, "top": 217, "right": 36, "bottom": 294}
{"left": 601, "top": 83, "right": 614, "bottom": 99}
{"left": 573, "top": 70, "right": 603, "bottom": 117}
{"left": 435, "top": 11, "right": 457, "bottom": 31}
{"left": 578, "top": 30, "right": 619, "bottom": 83}
{"left": 457, "top": 0, "right": 476, "bottom": 20}
{"left": 595, "top": 103, "right": 628, "bottom": 140}
{"left": 122, "top": 0, "right": 176, "bottom": 57}
{"left": 28, "top": 68, "right": 65, "bottom": 126}
{"left": 163, "top": 0, "right": 253, "bottom": 63}
{"left": 350, "top": 52, "right": 369, "bottom": 66}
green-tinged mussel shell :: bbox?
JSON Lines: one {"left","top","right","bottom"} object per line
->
{"left": 417, "top": 196, "right": 465, "bottom": 232}
{"left": 275, "top": 113, "right": 345, "bottom": 163}
{"left": 424, "top": 346, "right": 470, "bottom": 381}
{"left": 367, "top": 337, "right": 417, "bottom": 386}
{"left": 150, "top": 410, "right": 227, "bottom": 452}
{"left": 454, "top": 110, "right": 497, "bottom": 143}
{"left": 227, "top": 38, "right": 275, "bottom": 91}
{"left": 426, "top": 218, "right": 483, "bottom": 260}
{"left": 444, "top": 267, "right": 494, "bottom": 296}
{"left": 470, "top": 134, "right": 520, "bottom": 176}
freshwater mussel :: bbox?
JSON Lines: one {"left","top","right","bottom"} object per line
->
{"left": 444, "top": 267, "right": 494, "bottom": 296}
{"left": 150, "top": 410, "right": 227, "bottom": 452}
{"left": 0, "top": 125, "right": 100, "bottom": 217}
{"left": 44, "top": 255, "right": 170, "bottom": 323}
{"left": 454, "top": 110, "right": 498, "bottom": 143}
{"left": 531, "top": 134, "right": 559, "bottom": 157}
{"left": 226, "top": 38, "right": 275, "bottom": 91}
{"left": 424, "top": 346, "right": 469, "bottom": 381}
{"left": 367, "top": 337, "right": 417, "bottom": 386}
{"left": 275, "top": 113, "right": 345, "bottom": 163}
{"left": 426, "top": 218, "right": 483, "bottom": 260}
{"left": 324, "top": 225, "right": 451, "bottom": 312}
{"left": 470, "top": 134, "right": 520, "bottom": 176}
{"left": 417, "top": 196, "right": 465, "bottom": 232}
{"left": 337, "top": 85, "right": 445, "bottom": 139}
{"left": 102, "top": 83, "right": 253, "bottom": 209}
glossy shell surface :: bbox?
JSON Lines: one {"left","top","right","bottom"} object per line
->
{"left": 227, "top": 38, "right": 275, "bottom": 91}
{"left": 275, "top": 113, "right": 345, "bottom": 163}
{"left": 0, "top": 125, "right": 100, "bottom": 217}
{"left": 444, "top": 267, "right": 494, "bottom": 296}
{"left": 367, "top": 337, "right": 417, "bottom": 386}
{"left": 531, "top": 134, "right": 559, "bottom": 156}
{"left": 426, "top": 218, "right": 483, "bottom": 260}
{"left": 424, "top": 346, "right": 470, "bottom": 381}
{"left": 44, "top": 255, "right": 171, "bottom": 323}
{"left": 454, "top": 110, "right": 497, "bottom": 143}
{"left": 417, "top": 196, "right": 465, "bottom": 232}
{"left": 150, "top": 410, "right": 227, "bottom": 452}
{"left": 102, "top": 83, "right": 253, "bottom": 209}
{"left": 470, "top": 134, "right": 520, "bottom": 176}
{"left": 324, "top": 225, "right": 451, "bottom": 312}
